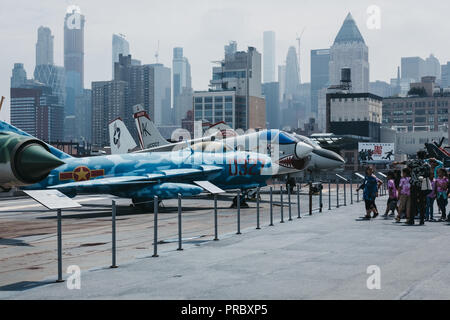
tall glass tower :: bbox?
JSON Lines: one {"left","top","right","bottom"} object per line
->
{"left": 263, "top": 31, "right": 276, "bottom": 83}
{"left": 172, "top": 47, "right": 192, "bottom": 125}
{"left": 329, "top": 13, "right": 369, "bottom": 93}
{"left": 112, "top": 34, "right": 130, "bottom": 76}
{"left": 284, "top": 46, "right": 300, "bottom": 98}
{"left": 310, "top": 49, "right": 330, "bottom": 115}
{"left": 64, "top": 7, "right": 85, "bottom": 116}
{"left": 36, "top": 26, "right": 54, "bottom": 66}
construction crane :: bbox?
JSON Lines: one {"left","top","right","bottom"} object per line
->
{"left": 0, "top": 96, "right": 5, "bottom": 112}
{"left": 155, "top": 40, "right": 160, "bottom": 63}
{"left": 296, "top": 27, "right": 306, "bottom": 83}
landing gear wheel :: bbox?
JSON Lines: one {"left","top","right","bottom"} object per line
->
{"left": 286, "top": 177, "right": 296, "bottom": 193}
{"left": 230, "top": 195, "right": 250, "bottom": 209}
{"left": 246, "top": 189, "right": 259, "bottom": 200}
{"left": 131, "top": 199, "right": 159, "bottom": 213}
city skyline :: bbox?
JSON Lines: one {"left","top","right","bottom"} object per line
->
{"left": 1, "top": 0, "right": 450, "bottom": 122}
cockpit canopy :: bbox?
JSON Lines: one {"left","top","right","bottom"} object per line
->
{"left": 258, "top": 129, "right": 298, "bottom": 145}
{"left": 294, "top": 134, "right": 320, "bottom": 148}
{"left": 190, "top": 141, "right": 233, "bottom": 153}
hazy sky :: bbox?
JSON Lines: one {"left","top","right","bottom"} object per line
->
{"left": 1, "top": 0, "right": 449, "bottom": 122}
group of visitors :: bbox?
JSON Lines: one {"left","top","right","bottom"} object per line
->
{"left": 357, "top": 150, "right": 449, "bottom": 225}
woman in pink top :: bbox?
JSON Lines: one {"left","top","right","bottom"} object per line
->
{"left": 396, "top": 168, "right": 411, "bottom": 223}
{"left": 435, "top": 168, "right": 449, "bottom": 221}
{"left": 383, "top": 171, "right": 398, "bottom": 218}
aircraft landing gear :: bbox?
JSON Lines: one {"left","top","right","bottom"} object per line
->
{"left": 246, "top": 189, "right": 261, "bottom": 201}
{"left": 286, "top": 177, "right": 296, "bottom": 193}
{"left": 230, "top": 193, "right": 250, "bottom": 209}
{"left": 131, "top": 199, "right": 161, "bottom": 212}
{"left": 0, "top": 186, "right": 12, "bottom": 193}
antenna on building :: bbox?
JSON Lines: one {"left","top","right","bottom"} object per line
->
{"left": 296, "top": 28, "right": 306, "bottom": 83}
{"left": 155, "top": 40, "right": 160, "bottom": 63}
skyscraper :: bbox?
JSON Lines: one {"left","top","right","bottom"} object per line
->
{"left": 64, "top": 7, "right": 85, "bottom": 116}
{"left": 150, "top": 63, "right": 172, "bottom": 126}
{"left": 205, "top": 46, "right": 265, "bottom": 130}
{"left": 112, "top": 34, "right": 130, "bottom": 76}
{"left": 262, "top": 82, "right": 280, "bottom": 129}
{"left": 401, "top": 57, "right": 425, "bottom": 82}
{"left": 114, "top": 54, "right": 151, "bottom": 138}
{"left": 263, "top": 31, "right": 276, "bottom": 83}
{"left": 284, "top": 46, "right": 300, "bottom": 98}
{"left": 34, "top": 26, "right": 66, "bottom": 107}
{"left": 224, "top": 41, "right": 237, "bottom": 58}
{"left": 114, "top": 54, "right": 172, "bottom": 127}
{"left": 172, "top": 48, "right": 192, "bottom": 97}
{"left": 310, "top": 49, "right": 330, "bottom": 115}
{"left": 36, "top": 26, "right": 54, "bottom": 66}
{"left": 442, "top": 62, "right": 450, "bottom": 88}
{"left": 278, "top": 65, "right": 286, "bottom": 103}
{"left": 369, "top": 81, "right": 393, "bottom": 98}
{"left": 91, "top": 80, "right": 128, "bottom": 147}
{"left": 425, "top": 54, "right": 441, "bottom": 80}
{"left": 172, "top": 47, "right": 192, "bottom": 125}
{"left": 11, "top": 85, "right": 64, "bottom": 142}
{"left": 329, "top": 13, "right": 369, "bottom": 93}
{"left": 34, "top": 65, "right": 65, "bottom": 105}
{"left": 75, "top": 89, "right": 92, "bottom": 143}
{"left": 10, "top": 63, "right": 27, "bottom": 88}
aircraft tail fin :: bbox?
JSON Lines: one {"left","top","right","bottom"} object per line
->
{"left": 426, "top": 142, "right": 450, "bottom": 161}
{"left": 0, "top": 120, "right": 72, "bottom": 159}
{"left": 133, "top": 104, "right": 169, "bottom": 149}
{"left": 109, "top": 118, "right": 138, "bottom": 154}
{"left": 205, "top": 121, "right": 237, "bottom": 139}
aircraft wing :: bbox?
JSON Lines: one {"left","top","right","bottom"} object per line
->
{"left": 48, "top": 176, "right": 155, "bottom": 188}
{"left": 135, "top": 142, "right": 185, "bottom": 153}
{"left": 48, "top": 166, "right": 224, "bottom": 189}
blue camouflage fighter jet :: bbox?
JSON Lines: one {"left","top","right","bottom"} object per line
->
{"left": 0, "top": 121, "right": 273, "bottom": 206}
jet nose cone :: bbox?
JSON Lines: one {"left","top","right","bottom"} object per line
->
{"left": 295, "top": 141, "right": 314, "bottom": 159}
{"left": 16, "top": 144, "right": 65, "bottom": 182}
{"left": 314, "top": 148, "right": 346, "bottom": 165}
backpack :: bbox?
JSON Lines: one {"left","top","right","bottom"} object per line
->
{"left": 409, "top": 160, "right": 431, "bottom": 190}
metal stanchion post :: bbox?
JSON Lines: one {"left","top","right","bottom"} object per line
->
{"left": 177, "top": 194, "right": 183, "bottom": 251}
{"left": 344, "top": 181, "right": 347, "bottom": 206}
{"left": 111, "top": 200, "right": 117, "bottom": 268}
{"left": 350, "top": 180, "right": 353, "bottom": 205}
{"left": 319, "top": 185, "right": 323, "bottom": 213}
{"left": 214, "top": 194, "right": 219, "bottom": 240}
{"left": 269, "top": 187, "right": 274, "bottom": 226}
{"left": 256, "top": 188, "right": 261, "bottom": 229}
{"left": 56, "top": 208, "right": 63, "bottom": 282}
{"left": 280, "top": 186, "right": 284, "bottom": 223}
{"left": 309, "top": 183, "right": 313, "bottom": 215}
{"left": 357, "top": 185, "right": 360, "bottom": 203}
{"left": 328, "top": 181, "right": 331, "bottom": 210}
{"left": 237, "top": 191, "right": 241, "bottom": 234}
{"left": 288, "top": 186, "right": 292, "bottom": 221}
{"left": 152, "top": 196, "right": 159, "bottom": 257}
{"left": 297, "top": 184, "right": 301, "bottom": 219}
{"left": 336, "top": 181, "right": 340, "bottom": 208}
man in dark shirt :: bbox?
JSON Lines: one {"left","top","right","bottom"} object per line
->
{"left": 393, "top": 150, "right": 431, "bottom": 225}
